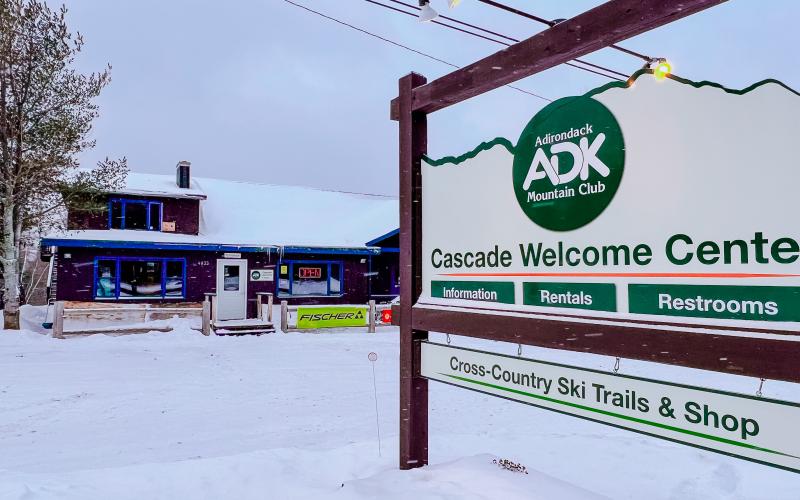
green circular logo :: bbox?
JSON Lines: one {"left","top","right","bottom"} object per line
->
{"left": 512, "top": 96, "right": 625, "bottom": 231}
{"left": 251, "top": 271, "right": 261, "bottom": 280}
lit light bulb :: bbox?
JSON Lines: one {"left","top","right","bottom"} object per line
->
{"left": 418, "top": 1, "right": 439, "bottom": 22}
{"left": 653, "top": 60, "right": 672, "bottom": 80}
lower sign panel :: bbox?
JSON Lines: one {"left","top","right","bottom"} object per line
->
{"left": 420, "top": 342, "right": 800, "bottom": 473}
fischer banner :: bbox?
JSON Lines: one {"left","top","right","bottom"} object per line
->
{"left": 420, "top": 71, "right": 800, "bottom": 333}
{"left": 296, "top": 306, "right": 368, "bottom": 329}
{"left": 421, "top": 342, "right": 800, "bottom": 473}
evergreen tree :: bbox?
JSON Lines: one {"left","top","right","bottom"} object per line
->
{"left": 0, "top": 0, "right": 126, "bottom": 329}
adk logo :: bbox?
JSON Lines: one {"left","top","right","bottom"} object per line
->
{"left": 512, "top": 96, "right": 625, "bottom": 231}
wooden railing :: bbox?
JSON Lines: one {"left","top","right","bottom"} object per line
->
{"left": 52, "top": 302, "right": 203, "bottom": 338}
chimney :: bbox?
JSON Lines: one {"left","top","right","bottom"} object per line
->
{"left": 176, "top": 161, "right": 191, "bottom": 189}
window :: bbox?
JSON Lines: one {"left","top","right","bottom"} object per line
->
{"left": 278, "top": 261, "right": 343, "bottom": 297}
{"left": 223, "top": 265, "right": 240, "bottom": 291}
{"left": 165, "top": 261, "right": 184, "bottom": 297}
{"left": 108, "top": 199, "right": 162, "bottom": 231}
{"left": 94, "top": 257, "right": 185, "bottom": 299}
{"left": 119, "top": 260, "right": 162, "bottom": 298}
{"left": 279, "top": 264, "right": 290, "bottom": 294}
{"left": 330, "top": 263, "right": 341, "bottom": 294}
{"left": 95, "top": 259, "right": 116, "bottom": 298}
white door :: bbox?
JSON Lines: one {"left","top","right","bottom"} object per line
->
{"left": 216, "top": 259, "right": 247, "bottom": 320}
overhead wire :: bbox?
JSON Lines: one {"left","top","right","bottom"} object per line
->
{"left": 475, "top": 0, "right": 653, "bottom": 62}
{"left": 364, "top": 0, "right": 510, "bottom": 45}
{"left": 283, "top": 0, "right": 552, "bottom": 102}
{"left": 365, "top": 0, "right": 628, "bottom": 80}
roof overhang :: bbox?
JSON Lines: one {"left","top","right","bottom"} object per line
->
{"left": 365, "top": 228, "right": 399, "bottom": 247}
{"left": 41, "top": 238, "right": 275, "bottom": 253}
{"left": 107, "top": 189, "right": 207, "bottom": 200}
{"left": 41, "top": 238, "right": 383, "bottom": 255}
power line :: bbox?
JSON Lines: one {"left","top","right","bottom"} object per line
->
{"left": 364, "top": 0, "right": 628, "bottom": 81}
{"left": 363, "top": 0, "right": 510, "bottom": 45}
{"left": 383, "top": 0, "right": 518, "bottom": 43}
{"left": 283, "top": 0, "right": 552, "bottom": 102}
{"left": 476, "top": 0, "right": 653, "bottom": 62}
{"left": 284, "top": 0, "right": 456, "bottom": 68}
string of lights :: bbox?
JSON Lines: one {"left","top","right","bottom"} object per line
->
{"left": 368, "top": 0, "right": 628, "bottom": 81}
{"left": 282, "top": 0, "right": 553, "bottom": 102}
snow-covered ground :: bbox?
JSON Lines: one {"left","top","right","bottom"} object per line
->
{"left": 1, "top": 316, "right": 799, "bottom": 499}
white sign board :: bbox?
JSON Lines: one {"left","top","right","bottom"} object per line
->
{"left": 421, "top": 71, "right": 800, "bottom": 333}
{"left": 421, "top": 342, "right": 800, "bottom": 473}
{"left": 250, "top": 269, "right": 274, "bottom": 282}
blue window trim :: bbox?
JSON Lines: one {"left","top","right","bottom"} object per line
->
{"left": 108, "top": 198, "right": 163, "bottom": 231}
{"left": 93, "top": 256, "right": 187, "bottom": 300}
{"left": 277, "top": 259, "right": 344, "bottom": 298}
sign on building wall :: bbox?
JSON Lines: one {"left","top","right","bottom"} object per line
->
{"left": 250, "top": 269, "right": 274, "bottom": 281}
{"left": 298, "top": 267, "right": 323, "bottom": 279}
{"left": 420, "top": 71, "right": 800, "bottom": 333}
{"left": 296, "top": 306, "right": 368, "bottom": 329}
{"left": 421, "top": 342, "right": 800, "bottom": 473}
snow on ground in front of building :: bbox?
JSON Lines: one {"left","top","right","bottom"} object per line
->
{"left": 1, "top": 323, "right": 799, "bottom": 499}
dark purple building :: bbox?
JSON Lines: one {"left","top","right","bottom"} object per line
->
{"left": 41, "top": 162, "right": 399, "bottom": 320}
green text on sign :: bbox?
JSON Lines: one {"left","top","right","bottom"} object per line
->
{"left": 296, "top": 306, "right": 368, "bottom": 329}
{"left": 628, "top": 284, "right": 800, "bottom": 322}
{"left": 523, "top": 282, "right": 616, "bottom": 312}
{"left": 420, "top": 342, "right": 800, "bottom": 474}
{"left": 431, "top": 280, "right": 515, "bottom": 304}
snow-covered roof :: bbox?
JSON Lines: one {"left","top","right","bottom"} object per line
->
{"left": 109, "top": 171, "right": 206, "bottom": 199}
{"left": 44, "top": 172, "right": 398, "bottom": 251}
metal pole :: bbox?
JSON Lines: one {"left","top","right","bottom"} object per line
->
{"left": 370, "top": 355, "right": 382, "bottom": 457}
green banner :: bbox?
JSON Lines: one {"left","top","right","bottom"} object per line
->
{"left": 296, "top": 306, "right": 368, "bottom": 329}
{"left": 431, "top": 280, "right": 515, "bottom": 304}
{"left": 628, "top": 284, "right": 800, "bottom": 322}
{"left": 523, "top": 282, "right": 616, "bottom": 312}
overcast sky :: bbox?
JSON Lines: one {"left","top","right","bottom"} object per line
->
{"left": 59, "top": 0, "right": 797, "bottom": 196}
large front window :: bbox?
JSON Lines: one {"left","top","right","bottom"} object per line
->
{"left": 278, "top": 261, "right": 343, "bottom": 297}
{"left": 109, "top": 199, "right": 162, "bottom": 231}
{"left": 94, "top": 257, "right": 185, "bottom": 299}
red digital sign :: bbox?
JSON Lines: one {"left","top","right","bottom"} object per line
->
{"left": 298, "top": 267, "right": 322, "bottom": 279}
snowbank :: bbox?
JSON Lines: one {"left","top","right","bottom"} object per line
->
{"left": 0, "top": 328, "right": 798, "bottom": 499}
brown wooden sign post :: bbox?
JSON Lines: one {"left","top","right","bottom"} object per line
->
{"left": 391, "top": 0, "right": 758, "bottom": 470}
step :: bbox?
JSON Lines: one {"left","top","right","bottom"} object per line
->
{"left": 211, "top": 319, "right": 274, "bottom": 330}
{"left": 214, "top": 328, "right": 275, "bottom": 336}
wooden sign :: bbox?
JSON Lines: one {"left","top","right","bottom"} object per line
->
{"left": 422, "top": 342, "right": 800, "bottom": 473}
{"left": 392, "top": 0, "right": 736, "bottom": 472}
{"left": 421, "top": 70, "right": 800, "bottom": 335}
